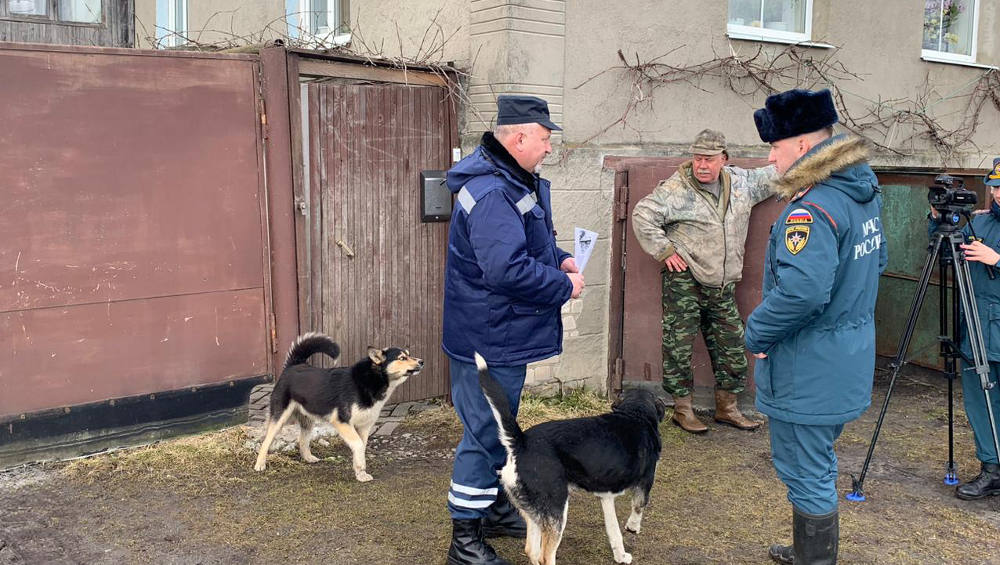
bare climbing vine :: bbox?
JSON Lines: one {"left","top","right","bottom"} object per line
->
{"left": 577, "top": 44, "right": 1000, "bottom": 163}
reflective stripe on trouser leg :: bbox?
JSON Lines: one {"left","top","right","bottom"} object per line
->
{"left": 961, "top": 362, "right": 1000, "bottom": 464}
{"left": 661, "top": 269, "right": 699, "bottom": 397}
{"left": 769, "top": 418, "right": 844, "bottom": 515}
{"left": 448, "top": 357, "right": 526, "bottom": 519}
{"left": 700, "top": 282, "right": 748, "bottom": 394}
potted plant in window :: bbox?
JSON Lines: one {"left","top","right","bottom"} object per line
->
{"left": 923, "top": 0, "right": 965, "bottom": 52}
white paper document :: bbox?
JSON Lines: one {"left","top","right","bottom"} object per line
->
{"left": 573, "top": 227, "right": 598, "bottom": 273}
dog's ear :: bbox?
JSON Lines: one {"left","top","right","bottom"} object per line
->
{"left": 367, "top": 347, "right": 386, "bottom": 365}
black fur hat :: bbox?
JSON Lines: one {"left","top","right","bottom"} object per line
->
{"left": 754, "top": 88, "right": 838, "bottom": 143}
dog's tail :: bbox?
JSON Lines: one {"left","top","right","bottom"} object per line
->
{"left": 283, "top": 332, "right": 341, "bottom": 371}
{"left": 476, "top": 352, "right": 525, "bottom": 453}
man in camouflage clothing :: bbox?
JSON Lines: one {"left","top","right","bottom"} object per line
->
{"left": 632, "top": 129, "right": 776, "bottom": 433}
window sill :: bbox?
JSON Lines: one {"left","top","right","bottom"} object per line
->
{"left": 726, "top": 32, "right": 834, "bottom": 49}
{"left": 920, "top": 55, "right": 998, "bottom": 70}
{"left": 297, "top": 32, "right": 351, "bottom": 48}
{"left": 0, "top": 16, "right": 104, "bottom": 27}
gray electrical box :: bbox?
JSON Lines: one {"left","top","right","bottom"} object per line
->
{"left": 420, "top": 170, "right": 451, "bottom": 222}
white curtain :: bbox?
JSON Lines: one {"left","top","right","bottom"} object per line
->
{"left": 9, "top": 0, "right": 46, "bottom": 16}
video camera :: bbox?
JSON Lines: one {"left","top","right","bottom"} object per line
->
{"left": 928, "top": 174, "right": 977, "bottom": 226}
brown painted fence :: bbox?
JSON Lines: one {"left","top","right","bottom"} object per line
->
{"left": 0, "top": 44, "right": 460, "bottom": 466}
{"left": 0, "top": 44, "right": 272, "bottom": 464}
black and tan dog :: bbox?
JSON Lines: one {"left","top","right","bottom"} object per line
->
{"left": 253, "top": 332, "right": 423, "bottom": 482}
{"left": 477, "top": 353, "right": 665, "bottom": 565}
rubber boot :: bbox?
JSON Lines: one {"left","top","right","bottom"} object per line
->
{"left": 482, "top": 490, "right": 527, "bottom": 539}
{"left": 446, "top": 519, "right": 512, "bottom": 565}
{"left": 955, "top": 462, "right": 1000, "bottom": 500}
{"left": 714, "top": 389, "right": 762, "bottom": 430}
{"left": 671, "top": 394, "right": 707, "bottom": 434}
{"left": 769, "top": 508, "right": 838, "bottom": 564}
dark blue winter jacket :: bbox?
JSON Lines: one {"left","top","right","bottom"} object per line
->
{"left": 747, "top": 136, "right": 887, "bottom": 425}
{"left": 442, "top": 133, "right": 572, "bottom": 366}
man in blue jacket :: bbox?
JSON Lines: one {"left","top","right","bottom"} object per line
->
{"left": 442, "top": 95, "right": 584, "bottom": 565}
{"left": 930, "top": 157, "right": 1000, "bottom": 502}
{"left": 746, "top": 89, "right": 886, "bottom": 565}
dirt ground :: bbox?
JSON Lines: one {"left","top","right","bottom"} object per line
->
{"left": 2, "top": 362, "right": 1000, "bottom": 565}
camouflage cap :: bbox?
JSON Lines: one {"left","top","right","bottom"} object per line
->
{"left": 689, "top": 129, "right": 727, "bottom": 156}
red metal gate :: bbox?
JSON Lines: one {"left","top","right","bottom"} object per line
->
{"left": 0, "top": 44, "right": 272, "bottom": 464}
{"left": 607, "top": 156, "right": 781, "bottom": 391}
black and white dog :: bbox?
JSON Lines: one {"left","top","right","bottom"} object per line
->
{"left": 477, "top": 353, "right": 665, "bottom": 565}
{"left": 253, "top": 332, "right": 423, "bottom": 482}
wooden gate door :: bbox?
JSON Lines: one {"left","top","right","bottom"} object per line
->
{"left": 610, "top": 157, "right": 780, "bottom": 391}
{"left": 304, "top": 82, "right": 455, "bottom": 402}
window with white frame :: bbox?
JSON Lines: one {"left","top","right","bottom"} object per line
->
{"left": 155, "top": 0, "right": 187, "bottom": 48}
{"left": 922, "top": 0, "right": 980, "bottom": 64}
{"left": 287, "top": 0, "right": 350, "bottom": 46}
{"left": 727, "top": 0, "right": 813, "bottom": 44}
{"left": 7, "top": 0, "right": 102, "bottom": 23}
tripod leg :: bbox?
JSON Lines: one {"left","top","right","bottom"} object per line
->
{"left": 848, "top": 234, "right": 944, "bottom": 501}
{"left": 940, "top": 259, "right": 960, "bottom": 485}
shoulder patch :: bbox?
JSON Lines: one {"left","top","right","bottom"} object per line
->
{"left": 785, "top": 225, "right": 810, "bottom": 255}
{"left": 786, "top": 208, "right": 814, "bottom": 224}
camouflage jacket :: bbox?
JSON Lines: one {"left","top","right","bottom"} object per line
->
{"left": 631, "top": 161, "right": 777, "bottom": 287}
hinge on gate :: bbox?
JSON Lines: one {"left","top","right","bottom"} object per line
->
{"left": 614, "top": 170, "right": 629, "bottom": 220}
{"left": 260, "top": 112, "right": 269, "bottom": 139}
{"left": 269, "top": 312, "right": 278, "bottom": 353}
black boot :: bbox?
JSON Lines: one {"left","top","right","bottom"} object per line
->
{"left": 446, "top": 518, "right": 512, "bottom": 565}
{"left": 956, "top": 462, "right": 1000, "bottom": 500}
{"left": 768, "top": 543, "right": 794, "bottom": 564}
{"left": 482, "top": 491, "right": 527, "bottom": 539}
{"left": 794, "top": 508, "right": 838, "bottom": 565}
{"left": 768, "top": 508, "right": 838, "bottom": 565}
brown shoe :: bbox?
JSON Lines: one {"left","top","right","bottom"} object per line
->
{"left": 714, "top": 390, "right": 761, "bottom": 430}
{"left": 671, "top": 395, "right": 708, "bottom": 434}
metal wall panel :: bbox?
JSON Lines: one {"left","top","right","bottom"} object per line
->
{"left": 0, "top": 291, "right": 266, "bottom": 415}
{"left": 0, "top": 45, "right": 270, "bottom": 419}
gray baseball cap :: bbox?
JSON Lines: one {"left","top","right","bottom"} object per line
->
{"left": 689, "top": 129, "right": 727, "bottom": 155}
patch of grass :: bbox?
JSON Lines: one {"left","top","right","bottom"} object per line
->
{"left": 404, "top": 386, "right": 611, "bottom": 437}
{"left": 516, "top": 386, "right": 610, "bottom": 427}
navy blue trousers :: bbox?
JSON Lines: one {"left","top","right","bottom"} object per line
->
{"left": 961, "top": 362, "right": 1000, "bottom": 464}
{"left": 769, "top": 418, "right": 844, "bottom": 515}
{"left": 447, "top": 358, "right": 526, "bottom": 519}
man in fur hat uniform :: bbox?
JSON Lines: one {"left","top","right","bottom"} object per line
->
{"left": 746, "top": 89, "right": 887, "bottom": 564}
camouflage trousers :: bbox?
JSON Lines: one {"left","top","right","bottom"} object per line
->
{"left": 661, "top": 269, "right": 748, "bottom": 397}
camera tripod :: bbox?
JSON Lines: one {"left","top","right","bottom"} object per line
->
{"left": 847, "top": 214, "right": 1000, "bottom": 501}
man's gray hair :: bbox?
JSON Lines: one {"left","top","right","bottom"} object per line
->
{"left": 494, "top": 123, "right": 535, "bottom": 140}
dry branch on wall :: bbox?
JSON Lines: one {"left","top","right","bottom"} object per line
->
{"left": 134, "top": 8, "right": 479, "bottom": 125}
{"left": 579, "top": 43, "right": 1000, "bottom": 164}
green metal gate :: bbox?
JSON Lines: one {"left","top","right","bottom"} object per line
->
{"left": 875, "top": 172, "right": 990, "bottom": 369}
